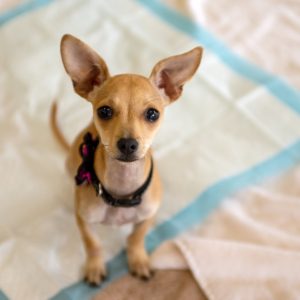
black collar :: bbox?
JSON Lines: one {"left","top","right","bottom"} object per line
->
{"left": 75, "top": 132, "right": 153, "bottom": 208}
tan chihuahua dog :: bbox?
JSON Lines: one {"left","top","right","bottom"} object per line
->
{"left": 51, "top": 34, "right": 203, "bottom": 286}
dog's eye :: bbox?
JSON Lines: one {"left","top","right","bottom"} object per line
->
{"left": 145, "top": 108, "right": 160, "bottom": 122}
{"left": 97, "top": 106, "right": 113, "bottom": 120}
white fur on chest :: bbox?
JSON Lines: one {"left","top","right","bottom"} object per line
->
{"left": 99, "top": 198, "right": 153, "bottom": 225}
{"left": 78, "top": 189, "right": 157, "bottom": 226}
{"left": 102, "top": 158, "right": 145, "bottom": 197}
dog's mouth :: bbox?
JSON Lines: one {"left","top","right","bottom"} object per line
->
{"left": 103, "top": 146, "right": 142, "bottom": 163}
{"left": 116, "top": 155, "right": 139, "bottom": 163}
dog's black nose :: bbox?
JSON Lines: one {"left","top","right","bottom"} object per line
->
{"left": 117, "top": 138, "right": 139, "bottom": 155}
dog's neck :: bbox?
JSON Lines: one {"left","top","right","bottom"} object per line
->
{"left": 95, "top": 145, "right": 151, "bottom": 198}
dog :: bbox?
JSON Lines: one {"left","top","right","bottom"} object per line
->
{"left": 51, "top": 34, "right": 203, "bottom": 286}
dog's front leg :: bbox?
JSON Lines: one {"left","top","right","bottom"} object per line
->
{"left": 76, "top": 213, "right": 106, "bottom": 285}
{"left": 127, "top": 217, "right": 154, "bottom": 280}
{"left": 75, "top": 188, "right": 106, "bottom": 286}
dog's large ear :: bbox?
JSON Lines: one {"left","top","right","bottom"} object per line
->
{"left": 60, "top": 34, "right": 110, "bottom": 99}
{"left": 150, "top": 47, "right": 203, "bottom": 103}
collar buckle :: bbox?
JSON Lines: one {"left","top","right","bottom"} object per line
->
{"left": 98, "top": 183, "right": 103, "bottom": 196}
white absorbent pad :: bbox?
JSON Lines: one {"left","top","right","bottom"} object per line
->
{"left": 0, "top": 0, "right": 299, "bottom": 299}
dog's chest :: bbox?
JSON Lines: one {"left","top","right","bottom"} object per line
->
{"left": 100, "top": 203, "right": 145, "bottom": 225}
{"left": 78, "top": 190, "right": 155, "bottom": 225}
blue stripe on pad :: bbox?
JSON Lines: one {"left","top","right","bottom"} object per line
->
{"left": 0, "top": 291, "right": 9, "bottom": 300}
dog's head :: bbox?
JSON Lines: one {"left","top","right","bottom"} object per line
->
{"left": 61, "top": 34, "right": 203, "bottom": 162}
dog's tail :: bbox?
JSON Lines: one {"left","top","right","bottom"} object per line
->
{"left": 50, "top": 102, "right": 70, "bottom": 152}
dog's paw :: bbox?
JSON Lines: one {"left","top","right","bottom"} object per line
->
{"left": 84, "top": 256, "right": 107, "bottom": 286}
{"left": 128, "top": 251, "right": 154, "bottom": 280}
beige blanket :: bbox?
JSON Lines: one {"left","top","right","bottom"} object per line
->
{"left": 166, "top": 0, "right": 300, "bottom": 90}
